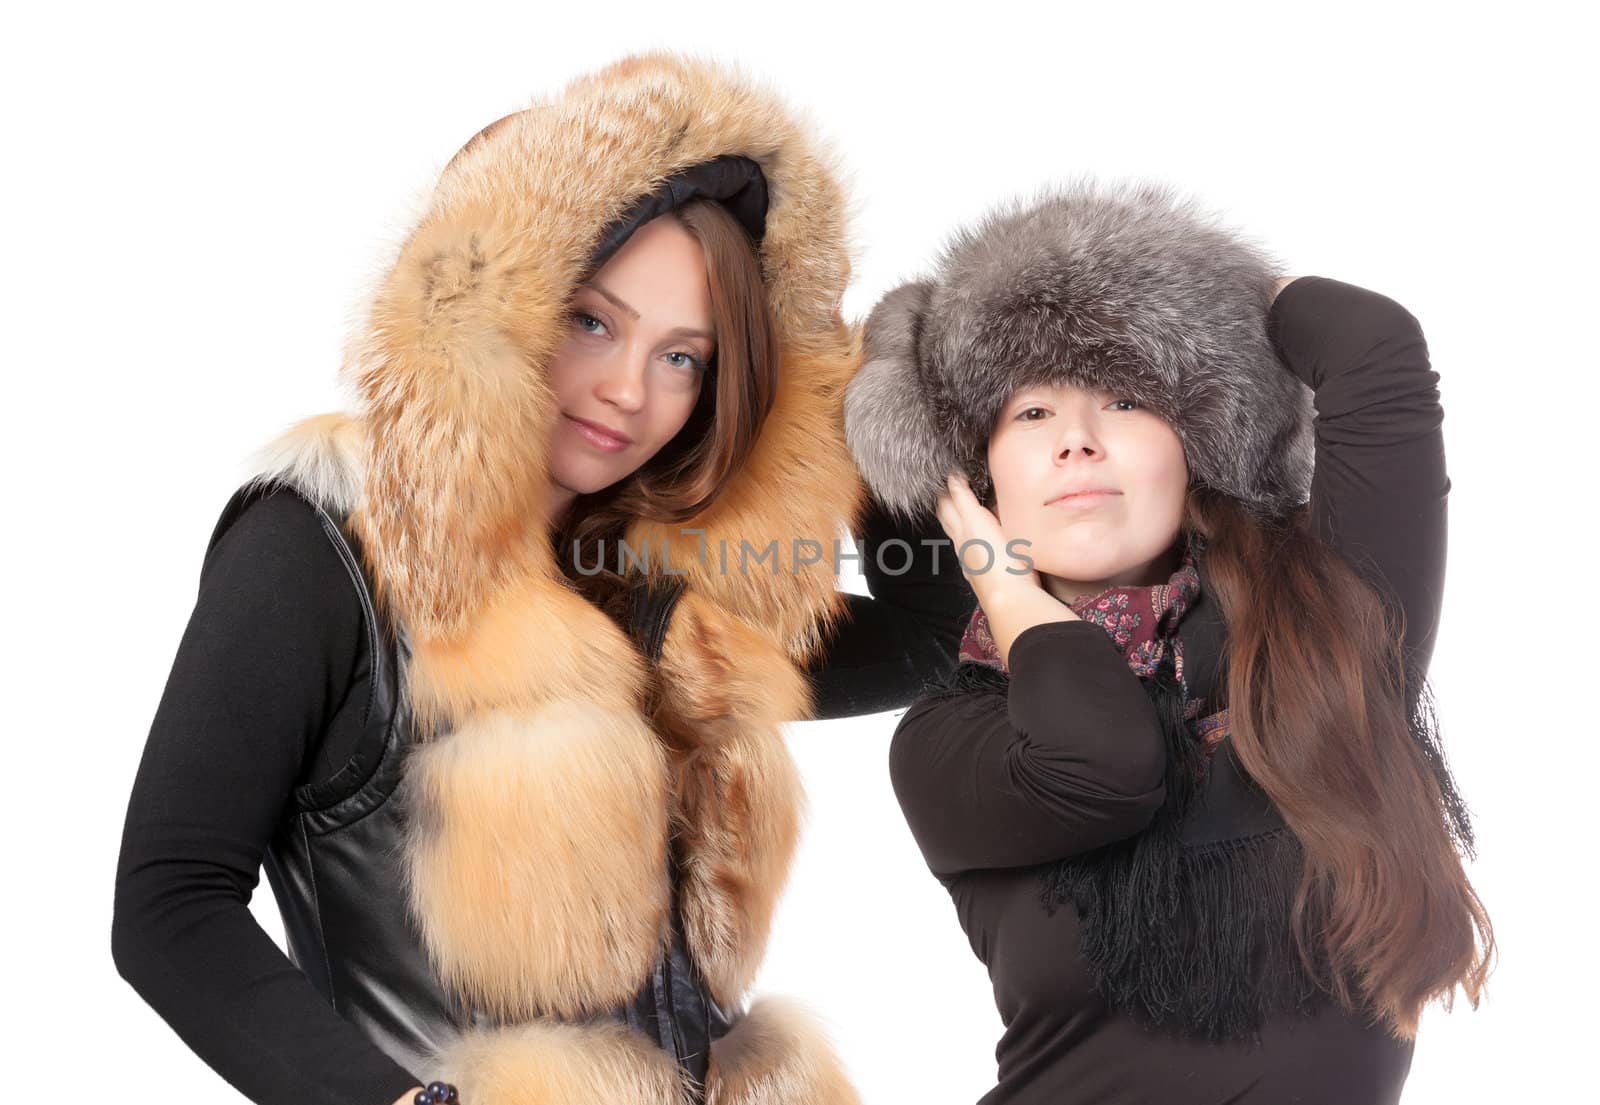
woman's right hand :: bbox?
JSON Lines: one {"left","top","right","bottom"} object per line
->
{"left": 935, "top": 473, "right": 1077, "bottom": 667}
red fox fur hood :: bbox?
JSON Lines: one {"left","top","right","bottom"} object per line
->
{"left": 249, "top": 52, "right": 865, "bottom": 1105}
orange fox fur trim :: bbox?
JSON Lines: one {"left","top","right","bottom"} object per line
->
{"left": 707, "top": 998, "right": 862, "bottom": 1105}
{"left": 402, "top": 701, "right": 673, "bottom": 1020}
{"left": 430, "top": 1019, "right": 689, "bottom": 1105}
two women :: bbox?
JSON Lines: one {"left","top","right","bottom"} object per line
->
{"left": 848, "top": 184, "right": 1493, "bottom": 1103}
{"left": 114, "top": 52, "right": 1490, "bottom": 1105}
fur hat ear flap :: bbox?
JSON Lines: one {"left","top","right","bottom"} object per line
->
{"left": 845, "top": 280, "right": 960, "bottom": 519}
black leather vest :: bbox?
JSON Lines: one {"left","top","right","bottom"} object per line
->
{"left": 209, "top": 482, "right": 733, "bottom": 1090}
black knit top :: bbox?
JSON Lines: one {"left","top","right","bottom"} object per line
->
{"left": 888, "top": 277, "right": 1449, "bottom": 1105}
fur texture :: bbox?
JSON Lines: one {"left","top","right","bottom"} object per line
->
{"left": 246, "top": 411, "right": 366, "bottom": 518}
{"left": 846, "top": 180, "right": 1313, "bottom": 518}
{"left": 653, "top": 593, "right": 809, "bottom": 1005}
{"left": 250, "top": 51, "right": 864, "bottom": 1102}
{"left": 705, "top": 998, "right": 861, "bottom": 1105}
{"left": 402, "top": 701, "right": 673, "bottom": 1021}
{"left": 431, "top": 1019, "right": 689, "bottom": 1105}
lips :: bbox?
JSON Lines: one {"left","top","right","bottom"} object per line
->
{"left": 564, "top": 413, "right": 633, "bottom": 452}
{"left": 1046, "top": 487, "right": 1120, "bottom": 506}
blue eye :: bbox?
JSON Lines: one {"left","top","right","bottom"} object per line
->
{"left": 573, "top": 311, "right": 606, "bottom": 335}
{"left": 665, "top": 351, "right": 708, "bottom": 373}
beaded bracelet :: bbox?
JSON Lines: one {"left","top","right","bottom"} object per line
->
{"left": 414, "top": 1081, "right": 459, "bottom": 1105}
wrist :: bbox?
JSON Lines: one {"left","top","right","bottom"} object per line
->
{"left": 970, "top": 563, "right": 1043, "bottom": 608}
{"left": 982, "top": 587, "right": 1077, "bottom": 667}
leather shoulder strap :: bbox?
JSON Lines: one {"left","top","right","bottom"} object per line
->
{"left": 629, "top": 577, "right": 686, "bottom": 666}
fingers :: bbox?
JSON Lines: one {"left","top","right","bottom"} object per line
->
{"left": 938, "top": 474, "right": 981, "bottom": 545}
{"left": 945, "top": 472, "right": 1005, "bottom": 578}
{"left": 946, "top": 472, "right": 979, "bottom": 510}
{"left": 947, "top": 472, "right": 1003, "bottom": 535}
{"left": 942, "top": 474, "right": 978, "bottom": 532}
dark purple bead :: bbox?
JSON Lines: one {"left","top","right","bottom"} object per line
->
{"left": 443, "top": 1087, "right": 459, "bottom": 1103}
{"left": 413, "top": 1092, "right": 435, "bottom": 1105}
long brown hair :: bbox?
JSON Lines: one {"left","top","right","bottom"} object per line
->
{"left": 1185, "top": 483, "right": 1494, "bottom": 1036}
{"left": 553, "top": 198, "right": 779, "bottom": 614}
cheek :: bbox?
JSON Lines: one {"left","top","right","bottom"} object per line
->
{"left": 545, "top": 343, "right": 586, "bottom": 403}
{"left": 1128, "top": 427, "right": 1189, "bottom": 516}
{"left": 986, "top": 433, "right": 1038, "bottom": 514}
{"left": 641, "top": 378, "right": 703, "bottom": 451}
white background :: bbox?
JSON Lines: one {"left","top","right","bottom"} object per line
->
{"left": 5, "top": 2, "right": 1595, "bottom": 1101}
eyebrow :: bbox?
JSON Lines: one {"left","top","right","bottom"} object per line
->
{"left": 587, "top": 282, "right": 639, "bottom": 320}
{"left": 585, "top": 282, "right": 714, "bottom": 343}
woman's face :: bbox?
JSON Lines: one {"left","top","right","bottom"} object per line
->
{"left": 545, "top": 213, "right": 714, "bottom": 520}
{"left": 987, "top": 382, "right": 1189, "bottom": 598}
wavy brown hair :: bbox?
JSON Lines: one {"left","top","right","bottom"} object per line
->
{"left": 553, "top": 198, "right": 779, "bottom": 616}
{"left": 1184, "top": 483, "right": 1494, "bottom": 1037}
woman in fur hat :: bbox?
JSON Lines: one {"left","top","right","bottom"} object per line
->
{"left": 111, "top": 55, "right": 974, "bottom": 1105}
{"left": 847, "top": 182, "right": 1493, "bottom": 1104}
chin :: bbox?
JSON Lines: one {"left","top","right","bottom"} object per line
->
{"left": 1014, "top": 530, "right": 1104, "bottom": 574}
{"left": 1036, "top": 558, "right": 1120, "bottom": 587}
{"left": 551, "top": 464, "right": 624, "bottom": 498}
{"left": 1029, "top": 539, "right": 1139, "bottom": 586}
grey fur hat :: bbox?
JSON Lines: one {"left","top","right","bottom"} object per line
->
{"left": 845, "top": 181, "right": 1314, "bottom": 519}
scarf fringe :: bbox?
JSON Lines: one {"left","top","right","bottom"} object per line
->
{"left": 1038, "top": 652, "right": 1325, "bottom": 1041}
{"left": 1044, "top": 825, "right": 1321, "bottom": 1041}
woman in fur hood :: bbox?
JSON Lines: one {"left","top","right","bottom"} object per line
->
{"left": 848, "top": 182, "right": 1493, "bottom": 1104}
{"left": 111, "top": 54, "right": 974, "bottom": 1105}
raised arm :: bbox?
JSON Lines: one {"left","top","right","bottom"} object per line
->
{"left": 112, "top": 490, "right": 422, "bottom": 1105}
{"left": 805, "top": 495, "right": 978, "bottom": 718}
{"left": 1268, "top": 276, "right": 1449, "bottom": 676}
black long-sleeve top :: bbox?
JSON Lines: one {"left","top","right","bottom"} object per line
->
{"left": 888, "top": 278, "right": 1447, "bottom": 1105}
{"left": 111, "top": 489, "right": 975, "bottom": 1105}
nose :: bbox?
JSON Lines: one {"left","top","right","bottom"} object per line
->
{"left": 593, "top": 345, "right": 647, "bottom": 415}
{"left": 1053, "top": 409, "right": 1102, "bottom": 464}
